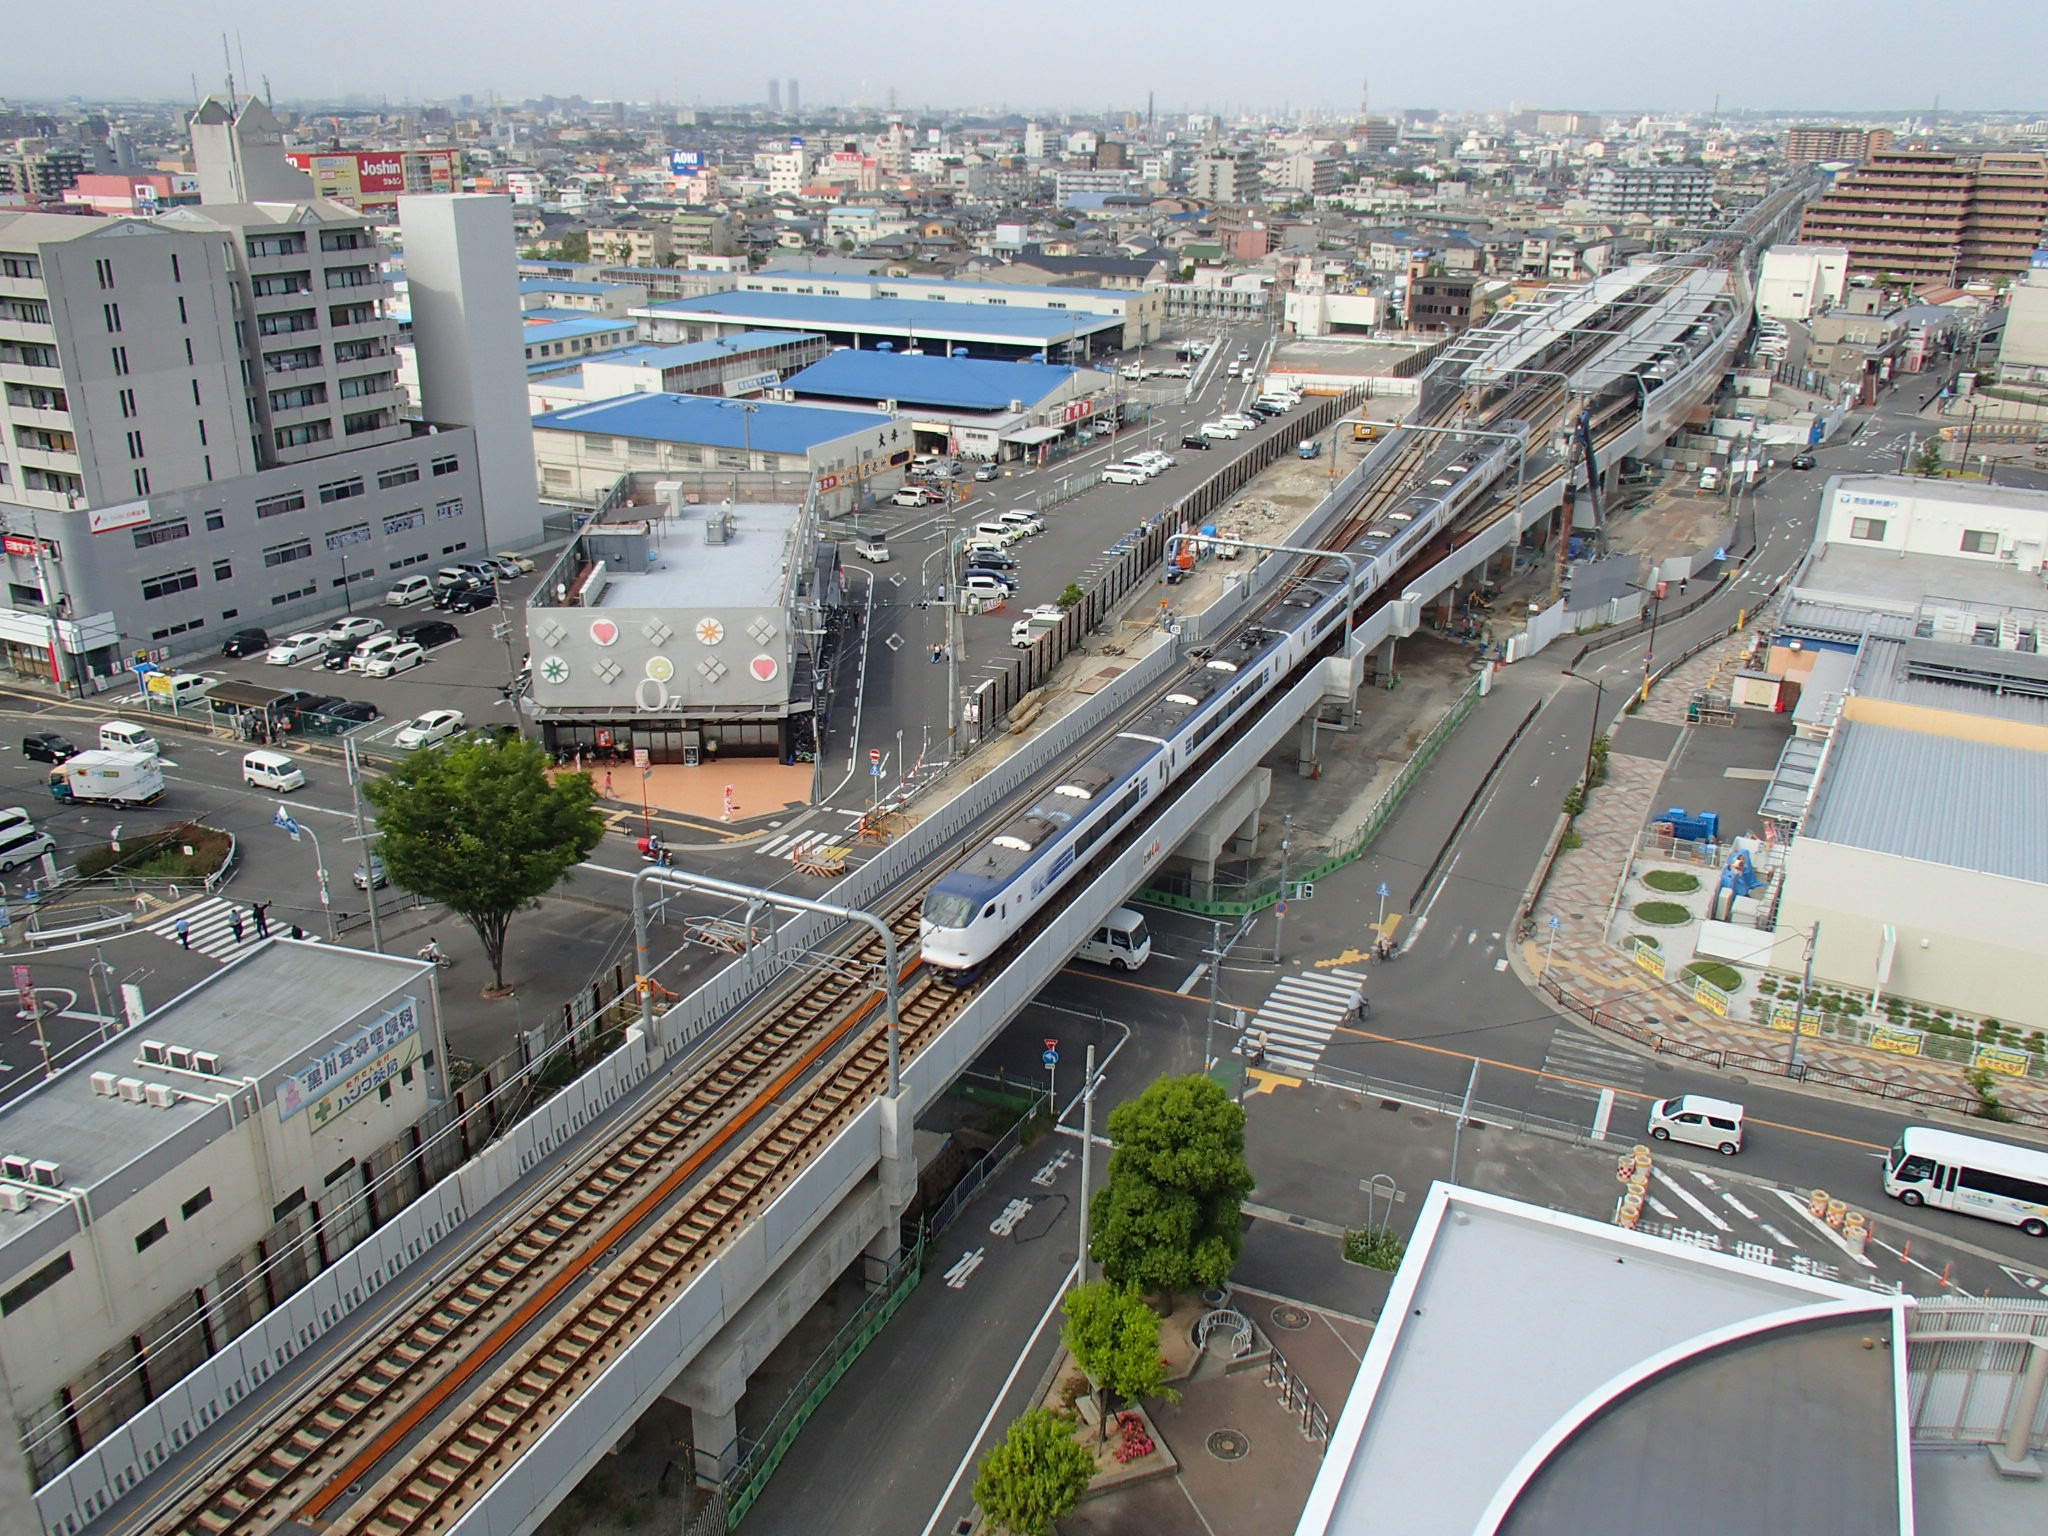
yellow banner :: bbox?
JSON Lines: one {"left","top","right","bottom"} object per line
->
{"left": 1631, "top": 943, "right": 1665, "bottom": 980}
{"left": 1973, "top": 1043, "right": 2030, "bottom": 1078}
{"left": 1870, "top": 1025, "right": 1924, "bottom": 1057}
{"left": 1768, "top": 1003, "right": 1819, "bottom": 1036}
{"left": 1692, "top": 979, "right": 1730, "bottom": 1016}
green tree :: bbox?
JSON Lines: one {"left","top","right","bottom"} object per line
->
{"left": 1913, "top": 438, "right": 1944, "bottom": 477}
{"left": 1062, "top": 1282, "right": 1168, "bottom": 1439}
{"left": 1089, "top": 1074, "right": 1254, "bottom": 1293}
{"left": 972, "top": 1407, "right": 1094, "bottom": 1536}
{"left": 557, "top": 230, "right": 590, "bottom": 263}
{"left": 364, "top": 737, "right": 605, "bottom": 991}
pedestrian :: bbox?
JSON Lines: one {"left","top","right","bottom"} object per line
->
{"left": 930, "top": 643, "right": 942, "bottom": 665}
{"left": 175, "top": 916, "right": 190, "bottom": 949}
{"left": 252, "top": 901, "right": 270, "bottom": 938}
{"left": 230, "top": 910, "right": 245, "bottom": 945}
{"left": 603, "top": 770, "right": 614, "bottom": 799}
{"left": 291, "top": 922, "right": 306, "bottom": 940}
{"left": 1680, "top": 578, "right": 1689, "bottom": 596}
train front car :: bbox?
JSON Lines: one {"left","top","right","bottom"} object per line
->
{"left": 919, "top": 870, "right": 1004, "bottom": 972}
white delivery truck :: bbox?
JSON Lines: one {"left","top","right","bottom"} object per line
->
{"left": 1009, "top": 606, "right": 1064, "bottom": 648}
{"left": 48, "top": 749, "right": 165, "bottom": 808}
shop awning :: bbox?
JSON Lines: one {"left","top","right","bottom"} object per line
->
{"left": 1002, "top": 424, "right": 1065, "bottom": 445}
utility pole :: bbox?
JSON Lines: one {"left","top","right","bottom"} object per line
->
{"left": 1204, "top": 917, "right": 1224, "bottom": 1070}
{"left": 1077, "top": 1042, "right": 1098, "bottom": 1284}
{"left": 1581, "top": 677, "right": 1606, "bottom": 788}
{"left": 344, "top": 737, "right": 383, "bottom": 954}
{"left": 1271, "top": 813, "right": 1293, "bottom": 963}
{"left": 943, "top": 494, "right": 965, "bottom": 760}
{"left": 1788, "top": 922, "right": 1819, "bottom": 1074}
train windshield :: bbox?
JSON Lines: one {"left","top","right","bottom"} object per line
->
{"left": 924, "top": 890, "right": 978, "bottom": 929}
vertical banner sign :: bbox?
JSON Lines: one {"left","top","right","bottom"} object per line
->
{"left": 12, "top": 964, "right": 34, "bottom": 1019}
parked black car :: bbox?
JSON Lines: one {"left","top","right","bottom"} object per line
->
{"left": 20, "top": 731, "right": 77, "bottom": 764}
{"left": 293, "top": 694, "right": 347, "bottom": 724}
{"left": 218, "top": 626, "right": 270, "bottom": 659}
{"left": 442, "top": 585, "right": 497, "bottom": 614}
{"left": 269, "top": 690, "right": 321, "bottom": 718}
{"left": 1178, "top": 435, "right": 1213, "bottom": 450}
{"left": 321, "top": 638, "right": 366, "bottom": 671}
{"left": 1791, "top": 453, "right": 1817, "bottom": 470}
{"left": 327, "top": 700, "right": 381, "bottom": 723}
{"left": 397, "top": 618, "right": 461, "bottom": 649}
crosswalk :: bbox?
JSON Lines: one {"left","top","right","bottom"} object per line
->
{"left": 146, "top": 896, "right": 265, "bottom": 960}
{"left": 1534, "top": 1027, "right": 1648, "bottom": 1132}
{"left": 1239, "top": 969, "right": 1366, "bottom": 1075}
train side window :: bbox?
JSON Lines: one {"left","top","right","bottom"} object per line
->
{"left": 982, "top": 904, "right": 997, "bottom": 919}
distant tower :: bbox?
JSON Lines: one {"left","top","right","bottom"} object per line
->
{"left": 768, "top": 78, "right": 782, "bottom": 113}
{"left": 787, "top": 78, "right": 799, "bottom": 116}
{"left": 1148, "top": 91, "right": 1155, "bottom": 132}
{"left": 1360, "top": 77, "right": 1369, "bottom": 122}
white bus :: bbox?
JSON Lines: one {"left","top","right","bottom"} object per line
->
{"left": 1883, "top": 1126, "right": 2048, "bottom": 1237}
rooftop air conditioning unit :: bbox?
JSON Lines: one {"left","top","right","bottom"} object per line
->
{"left": 0, "top": 1188, "right": 27, "bottom": 1214}
{"left": 144, "top": 1084, "right": 175, "bottom": 1109}
{"left": 29, "top": 1161, "right": 61, "bottom": 1188}
{"left": 90, "top": 1072, "right": 118, "bottom": 1097}
{"left": 118, "top": 1078, "right": 146, "bottom": 1102}
{"left": 138, "top": 1040, "right": 167, "bottom": 1066}
{"left": 166, "top": 1046, "right": 193, "bottom": 1072}
{"left": 1, "top": 1156, "right": 30, "bottom": 1182}
{"left": 192, "top": 1051, "right": 222, "bottom": 1076}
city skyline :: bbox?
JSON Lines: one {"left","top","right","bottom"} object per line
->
{"left": 10, "top": 0, "right": 2048, "bottom": 117}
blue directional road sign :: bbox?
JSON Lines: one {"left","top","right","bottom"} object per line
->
{"left": 1377, "top": 882, "right": 1390, "bottom": 899}
{"left": 272, "top": 804, "right": 303, "bottom": 841}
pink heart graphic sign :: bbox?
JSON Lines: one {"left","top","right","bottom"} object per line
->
{"left": 590, "top": 619, "right": 619, "bottom": 647}
{"left": 750, "top": 654, "right": 778, "bottom": 682}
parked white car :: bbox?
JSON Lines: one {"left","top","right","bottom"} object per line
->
{"left": 1218, "top": 414, "right": 1260, "bottom": 432}
{"left": 394, "top": 708, "right": 465, "bottom": 750}
{"left": 1198, "top": 422, "right": 1241, "bottom": 440}
{"left": 999, "top": 508, "right": 1045, "bottom": 536}
{"left": 1101, "top": 464, "right": 1148, "bottom": 485}
{"left": 265, "top": 632, "right": 328, "bottom": 665}
{"left": 1133, "top": 450, "right": 1177, "bottom": 472}
{"left": 361, "top": 641, "right": 426, "bottom": 678}
{"left": 323, "top": 616, "right": 388, "bottom": 645}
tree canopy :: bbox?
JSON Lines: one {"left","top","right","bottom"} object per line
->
{"left": 972, "top": 1407, "right": 1094, "bottom": 1536}
{"left": 1062, "top": 1282, "right": 1167, "bottom": 1436}
{"left": 364, "top": 736, "right": 605, "bottom": 990}
{"left": 1089, "top": 1074, "right": 1255, "bottom": 1293}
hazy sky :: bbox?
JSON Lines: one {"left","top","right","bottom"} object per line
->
{"left": 14, "top": 0, "right": 2048, "bottom": 116}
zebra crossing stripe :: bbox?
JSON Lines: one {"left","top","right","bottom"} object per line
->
{"left": 146, "top": 897, "right": 262, "bottom": 960}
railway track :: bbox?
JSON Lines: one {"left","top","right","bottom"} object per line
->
{"left": 130, "top": 321, "right": 1660, "bottom": 1536}
{"left": 157, "top": 902, "right": 927, "bottom": 1536}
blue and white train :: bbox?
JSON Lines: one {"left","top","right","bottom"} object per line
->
{"left": 920, "top": 431, "right": 1522, "bottom": 972}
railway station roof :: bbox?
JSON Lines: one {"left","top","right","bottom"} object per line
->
{"left": 1294, "top": 1185, "right": 1909, "bottom": 1536}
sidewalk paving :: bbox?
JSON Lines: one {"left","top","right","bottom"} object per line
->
{"left": 1524, "top": 611, "right": 2048, "bottom": 1121}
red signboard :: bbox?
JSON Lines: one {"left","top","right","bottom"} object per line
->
{"left": 1060, "top": 398, "right": 1098, "bottom": 424}
{"left": 3, "top": 535, "right": 39, "bottom": 559}
{"left": 357, "top": 156, "right": 406, "bottom": 194}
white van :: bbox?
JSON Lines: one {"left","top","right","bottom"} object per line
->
{"left": 1647, "top": 1094, "right": 1745, "bottom": 1156}
{"left": 972, "top": 520, "right": 1020, "bottom": 547}
{"left": 158, "top": 672, "right": 218, "bottom": 706}
{"left": 0, "top": 807, "right": 34, "bottom": 843}
{"left": 0, "top": 821, "right": 53, "bottom": 873}
{"left": 386, "top": 575, "right": 434, "bottom": 607}
{"left": 1076, "top": 907, "right": 1152, "bottom": 971}
{"left": 99, "top": 721, "right": 160, "bottom": 758}
{"left": 242, "top": 749, "right": 306, "bottom": 793}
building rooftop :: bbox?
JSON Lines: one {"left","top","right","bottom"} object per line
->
{"left": 1798, "top": 539, "right": 2048, "bottom": 617}
{"left": 583, "top": 331, "right": 823, "bottom": 372}
{"left": 784, "top": 350, "right": 1083, "bottom": 412}
{"left": 0, "top": 943, "right": 431, "bottom": 1262}
{"left": 518, "top": 278, "right": 632, "bottom": 296}
{"left": 521, "top": 315, "right": 637, "bottom": 345}
{"left": 596, "top": 503, "right": 803, "bottom": 611}
{"left": 532, "top": 392, "right": 889, "bottom": 455}
{"left": 1802, "top": 719, "right": 2048, "bottom": 886}
{"left": 638, "top": 290, "right": 1123, "bottom": 344}
{"left": 1296, "top": 1185, "right": 1907, "bottom": 1536}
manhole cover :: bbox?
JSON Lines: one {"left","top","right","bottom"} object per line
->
{"left": 1207, "top": 1429, "right": 1250, "bottom": 1461}
{"left": 1270, "top": 1305, "right": 1310, "bottom": 1331}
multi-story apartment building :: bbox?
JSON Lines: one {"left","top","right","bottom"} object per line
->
{"left": 1798, "top": 150, "right": 2048, "bottom": 285}
{"left": 1582, "top": 165, "right": 1716, "bottom": 223}
{"left": 0, "top": 140, "right": 87, "bottom": 201}
{"left": 0, "top": 100, "right": 536, "bottom": 681}
{"left": 1272, "top": 153, "right": 1340, "bottom": 199}
{"left": 1188, "top": 149, "right": 1260, "bottom": 205}
{"left": 1783, "top": 126, "right": 1895, "bottom": 164}
{"left": 589, "top": 218, "right": 673, "bottom": 268}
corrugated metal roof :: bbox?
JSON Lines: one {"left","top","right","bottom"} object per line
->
{"left": 786, "top": 351, "right": 1081, "bottom": 412}
{"left": 1853, "top": 638, "right": 2048, "bottom": 724}
{"left": 532, "top": 392, "right": 889, "bottom": 455}
{"left": 1803, "top": 721, "right": 2048, "bottom": 884}
{"left": 584, "top": 331, "right": 821, "bottom": 371}
{"left": 521, "top": 316, "right": 637, "bottom": 343}
{"left": 641, "top": 290, "right": 1124, "bottom": 343}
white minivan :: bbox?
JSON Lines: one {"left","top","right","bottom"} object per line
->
{"left": 386, "top": 575, "right": 434, "bottom": 607}
{"left": 99, "top": 721, "right": 160, "bottom": 758}
{"left": 242, "top": 749, "right": 306, "bottom": 792}
{"left": 1076, "top": 907, "right": 1152, "bottom": 971}
{"left": 1648, "top": 1094, "right": 1745, "bottom": 1155}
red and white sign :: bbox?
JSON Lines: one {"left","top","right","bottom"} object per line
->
{"left": 2, "top": 535, "right": 41, "bottom": 559}
{"left": 12, "top": 964, "right": 33, "bottom": 1020}
{"left": 87, "top": 499, "right": 152, "bottom": 535}
{"left": 1059, "top": 397, "right": 1099, "bottom": 424}
{"left": 750, "top": 654, "right": 779, "bottom": 682}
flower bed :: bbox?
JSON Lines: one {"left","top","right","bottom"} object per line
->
{"left": 1114, "top": 1411, "right": 1156, "bottom": 1464}
{"left": 1632, "top": 900, "right": 1691, "bottom": 927}
{"left": 1643, "top": 869, "right": 1702, "bottom": 894}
